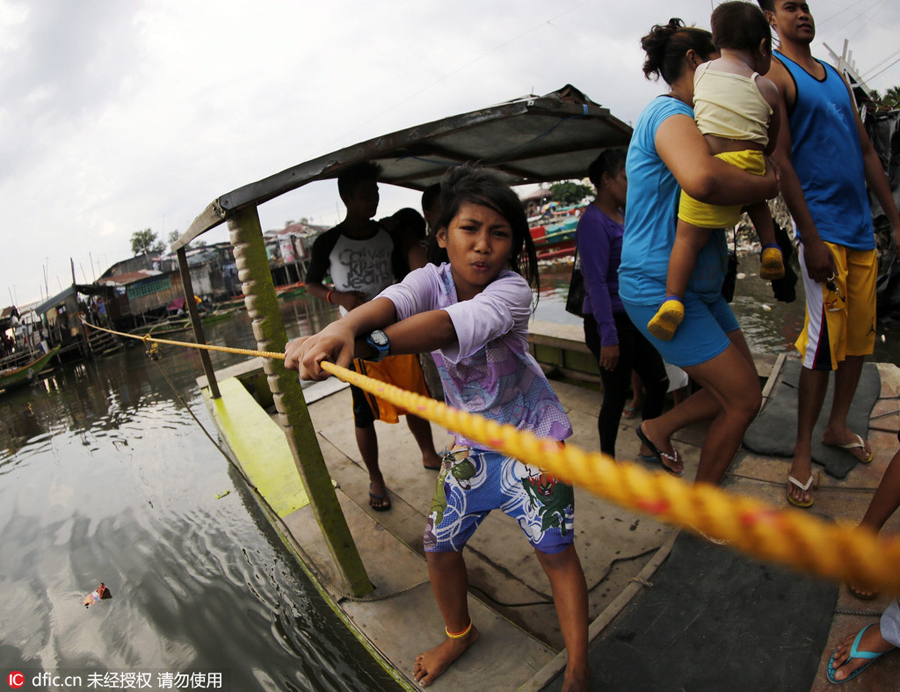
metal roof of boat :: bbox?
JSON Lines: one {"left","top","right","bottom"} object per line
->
{"left": 174, "top": 84, "right": 632, "bottom": 250}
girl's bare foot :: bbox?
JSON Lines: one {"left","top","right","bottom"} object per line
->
{"left": 413, "top": 626, "right": 479, "bottom": 687}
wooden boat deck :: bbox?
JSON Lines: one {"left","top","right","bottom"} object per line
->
{"left": 200, "top": 324, "right": 900, "bottom": 690}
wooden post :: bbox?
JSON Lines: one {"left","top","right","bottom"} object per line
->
{"left": 228, "top": 205, "right": 372, "bottom": 597}
{"left": 177, "top": 247, "right": 220, "bottom": 399}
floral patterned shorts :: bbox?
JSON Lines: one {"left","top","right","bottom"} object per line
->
{"left": 423, "top": 446, "right": 575, "bottom": 555}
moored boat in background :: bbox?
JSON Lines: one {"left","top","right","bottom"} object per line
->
{"left": 0, "top": 345, "right": 61, "bottom": 393}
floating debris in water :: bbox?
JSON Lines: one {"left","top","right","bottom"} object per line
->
{"left": 215, "top": 490, "right": 231, "bottom": 499}
{"left": 761, "top": 304, "right": 771, "bottom": 311}
{"left": 83, "top": 583, "right": 110, "bottom": 608}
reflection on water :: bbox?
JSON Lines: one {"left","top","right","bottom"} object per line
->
{"left": 0, "top": 295, "right": 394, "bottom": 692}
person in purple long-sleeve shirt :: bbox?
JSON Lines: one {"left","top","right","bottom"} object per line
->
{"left": 576, "top": 149, "right": 675, "bottom": 472}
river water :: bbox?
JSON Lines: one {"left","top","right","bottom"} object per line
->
{"left": 0, "top": 298, "right": 396, "bottom": 692}
{"left": 2, "top": 256, "right": 898, "bottom": 692}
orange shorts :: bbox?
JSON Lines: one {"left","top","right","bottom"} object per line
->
{"left": 352, "top": 353, "right": 430, "bottom": 424}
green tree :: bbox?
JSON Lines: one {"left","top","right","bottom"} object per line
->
{"left": 884, "top": 86, "right": 900, "bottom": 108}
{"left": 131, "top": 228, "right": 165, "bottom": 256}
{"left": 549, "top": 180, "right": 594, "bottom": 207}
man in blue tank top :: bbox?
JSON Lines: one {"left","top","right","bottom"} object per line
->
{"left": 760, "top": 1, "right": 900, "bottom": 509}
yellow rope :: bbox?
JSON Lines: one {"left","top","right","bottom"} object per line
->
{"left": 320, "top": 361, "right": 900, "bottom": 594}
{"left": 83, "top": 320, "right": 284, "bottom": 359}
{"left": 82, "top": 320, "right": 900, "bottom": 592}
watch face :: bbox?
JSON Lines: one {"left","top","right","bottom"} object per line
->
{"left": 370, "top": 330, "right": 389, "bottom": 347}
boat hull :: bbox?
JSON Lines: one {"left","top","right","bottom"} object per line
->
{"left": 0, "top": 346, "right": 60, "bottom": 392}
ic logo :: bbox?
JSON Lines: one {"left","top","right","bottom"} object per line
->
{"left": 7, "top": 671, "right": 25, "bottom": 689}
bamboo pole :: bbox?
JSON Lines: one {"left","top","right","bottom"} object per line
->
{"left": 228, "top": 206, "right": 372, "bottom": 597}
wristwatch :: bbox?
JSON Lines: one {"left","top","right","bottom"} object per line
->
{"left": 365, "top": 329, "right": 391, "bottom": 362}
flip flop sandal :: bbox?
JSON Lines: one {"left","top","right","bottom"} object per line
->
{"left": 368, "top": 484, "right": 392, "bottom": 512}
{"left": 786, "top": 471, "right": 817, "bottom": 508}
{"left": 622, "top": 403, "right": 640, "bottom": 419}
{"left": 827, "top": 624, "right": 888, "bottom": 684}
{"left": 636, "top": 424, "right": 683, "bottom": 477}
{"left": 846, "top": 583, "right": 880, "bottom": 601}
{"left": 823, "top": 433, "right": 874, "bottom": 463}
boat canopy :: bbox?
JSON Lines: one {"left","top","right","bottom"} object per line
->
{"left": 173, "top": 84, "right": 632, "bottom": 251}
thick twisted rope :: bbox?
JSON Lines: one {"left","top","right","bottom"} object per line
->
{"left": 320, "top": 361, "right": 900, "bottom": 593}
{"left": 82, "top": 321, "right": 900, "bottom": 592}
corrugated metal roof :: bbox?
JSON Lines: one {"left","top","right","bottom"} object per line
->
{"left": 97, "top": 269, "right": 162, "bottom": 287}
{"left": 175, "top": 84, "right": 632, "bottom": 249}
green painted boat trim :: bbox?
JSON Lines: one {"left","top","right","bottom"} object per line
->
{"left": 270, "top": 529, "right": 419, "bottom": 692}
{"left": 202, "top": 378, "right": 416, "bottom": 691}
{"left": 205, "top": 378, "right": 310, "bottom": 517}
{"left": 0, "top": 346, "right": 60, "bottom": 391}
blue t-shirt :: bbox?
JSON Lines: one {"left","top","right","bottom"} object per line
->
{"left": 775, "top": 51, "right": 874, "bottom": 250}
{"left": 619, "top": 96, "right": 728, "bottom": 307}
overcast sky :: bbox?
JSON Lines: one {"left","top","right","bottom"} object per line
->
{"left": 3, "top": 0, "right": 899, "bottom": 306}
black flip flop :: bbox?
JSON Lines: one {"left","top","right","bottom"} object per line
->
{"left": 368, "top": 484, "right": 392, "bottom": 512}
{"left": 636, "top": 424, "right": 683, "bottom": 477}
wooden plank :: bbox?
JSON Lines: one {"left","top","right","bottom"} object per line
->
{"left": 529, "top": 319, "right": 591, "bottom": 354}
{"left": 206, "top": 378, "right": 309, "bottom": 517}
{"left": 281, "top": 492, "right": 557, "bottom": 691}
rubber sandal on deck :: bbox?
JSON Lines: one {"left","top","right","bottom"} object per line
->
{"left": 636, "top": 424, "right": 683, "bottom": 477}
{"left": 827, "top": 624, "right": 888, "bottom": 684}
{"left": 786, "top": 471, "right": 817, "bottom": 508}
{"left": 368, "top": 484, "right": 392, "bottom": 512}
{"left": 846, "top": 583, "right": 879, "bottom": 601}
{"left": 823, "top": 433, "right": 874, "bottom": 463}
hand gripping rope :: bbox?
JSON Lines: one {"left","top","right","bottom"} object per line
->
{"left": 82, "top": 321, "right": 900, "bottom": 593}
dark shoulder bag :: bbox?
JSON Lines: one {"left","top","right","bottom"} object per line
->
{"left": 565, "top": 252, "right": 585, "bottom": 317}
{"left": 722, "top": 228, "right": 739, "bottom": 303}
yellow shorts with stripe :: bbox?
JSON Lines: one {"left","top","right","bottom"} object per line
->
{"left": 678, "top": 150, "right": 766, "bottom": 228}
{"left": 795, "top": 242, "right": 877, "bottom": 371}
{"left": 351, "top": 354, "right": 429, "bottom": 425}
